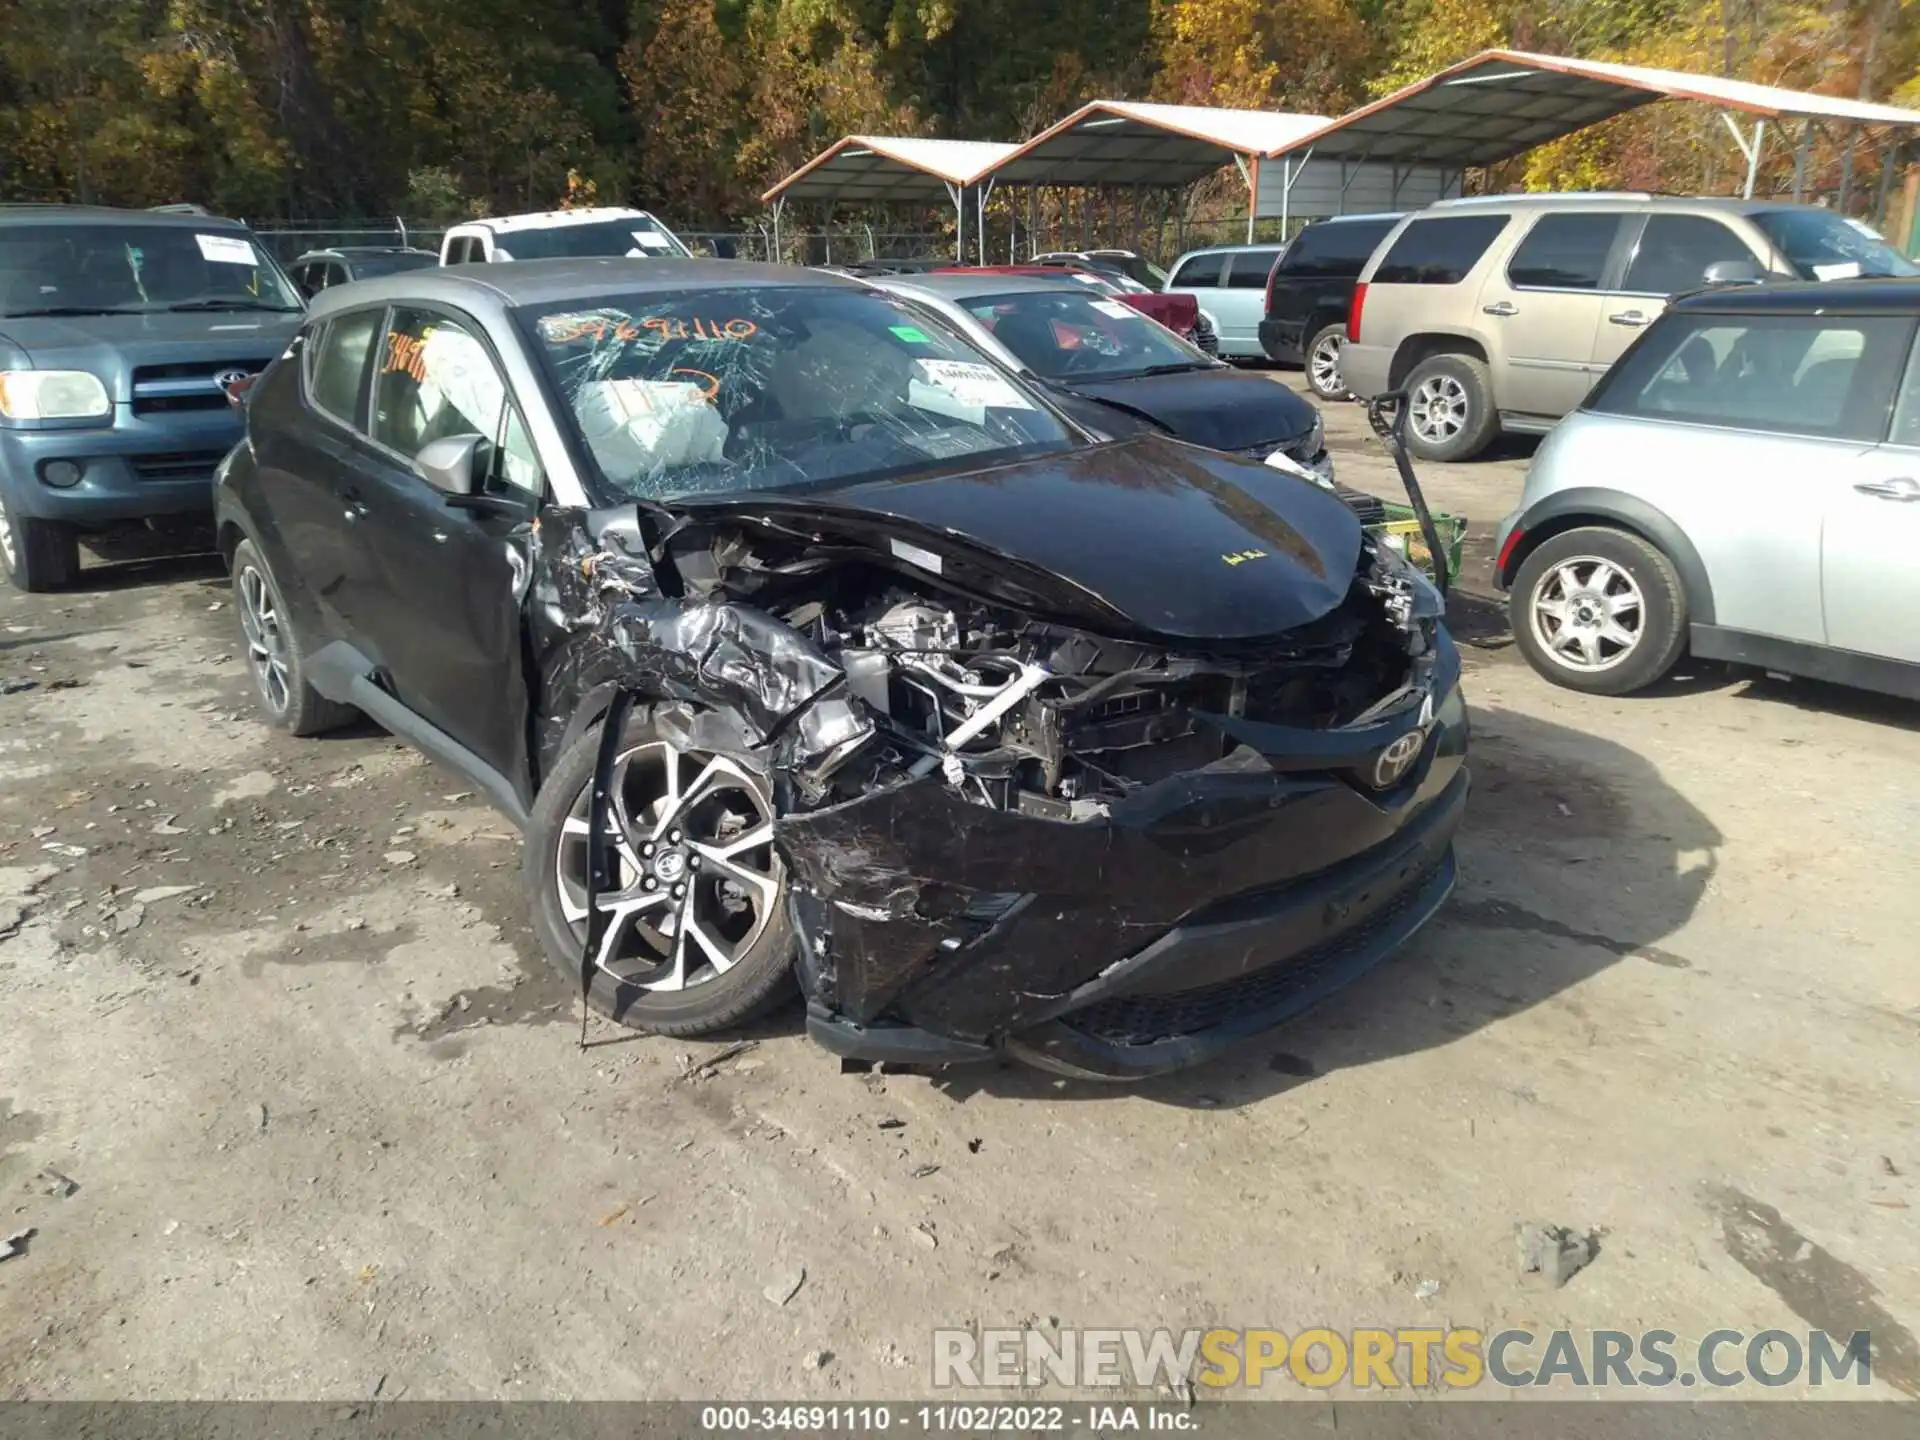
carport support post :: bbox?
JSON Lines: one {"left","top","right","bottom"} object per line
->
{"left": 1232, "top": 153, "right": 1254, "bottom": 243}
{"left": 945, "top": 181, "right": 965, "bottom": 262}
{"left": 1875, "top": 141, "right": 1900, "bottom": 229}
{"left": 771, "top": 198, "right": 786, "bottom": 262}
{"left": 1791, "top": 119, "right": 1814, "bottom": 202}
{"left": 977, "top": 177, "right": 996, "bottom": 266}
{"left": 1724, "top": 115, "right": 1766, "bottom": 198}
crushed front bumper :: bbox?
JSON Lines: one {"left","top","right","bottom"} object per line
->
{"left": 787, "top": 649, "right": 1469, "bottom": 1080}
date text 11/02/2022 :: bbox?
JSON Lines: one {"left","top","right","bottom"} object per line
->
{"left": 699, "top": 1406, "right": 1194, "bottom": 1431}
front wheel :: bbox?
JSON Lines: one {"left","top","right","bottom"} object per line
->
{"left": 1303, "top": 323, "right": 1350, "bottom": 400}
{"left": 1509, "top": 527, "right": 1688, "bottom": 696}
{"left": 0, "top": 491, "right": 79, "bottom": 593}
{"left": 525, "top": 718, "right": 796, "bottom": 1034}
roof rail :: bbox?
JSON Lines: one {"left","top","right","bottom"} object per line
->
{"left": 1432, "top": 191, "right": 1653, "bottom": 206}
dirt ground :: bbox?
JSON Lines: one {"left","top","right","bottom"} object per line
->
{"left": 1, "top": 386, "right": 1917, "bottom": 1403}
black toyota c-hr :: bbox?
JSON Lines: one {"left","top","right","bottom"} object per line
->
{"left": 215, "top": 257, "right": 1469, "bottom": 1080}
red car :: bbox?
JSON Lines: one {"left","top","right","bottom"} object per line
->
{"left": 934, "top": 265, "right": 1219, "bottom": 355}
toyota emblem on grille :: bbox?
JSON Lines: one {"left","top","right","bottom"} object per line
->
{"left": 1370, "top": 730, "right": 1425, "bottom": 789}
{"left": 214, "top": 368, "right": 254, "bottom": 395}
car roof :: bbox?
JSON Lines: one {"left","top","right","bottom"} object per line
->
{"left": 884, "top": 271, "right": 1110, "bottom": 299}
{"left": 1174, "top": 242, "right": 1285, "bottom": 256}
{"left": 0, "top": 203, "right": 249, "bottom": 230}
{"left": 1670, "top": 277, "right": 1920, "bottom": 316}
{"left": 304, "top": 257, "right": 861, "bottom": 317}
{"left": 294, "top": 246, "right": 435, "bottom": 261}
{"left": 1301, "top": 212, "right": 1404, "bottom": 226}
{"left": 456, "top": 207, "right": 661, "bottom": 234}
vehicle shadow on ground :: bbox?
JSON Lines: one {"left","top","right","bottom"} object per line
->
{"left": 925, "top": 700, "right": 1721, "bottom": 1110}
{"left": 1729, "top": 672, "right": 1920, "bottom": 731}
{"left": 74, "top": 550, "right": 225, "bottom": 595}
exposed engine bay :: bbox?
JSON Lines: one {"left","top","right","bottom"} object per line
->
{"left": 601, "top": 509, "right": 1444, "bottom": 820}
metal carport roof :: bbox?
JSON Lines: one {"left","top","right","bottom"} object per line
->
{"left": 987, "top": 101, "right": 1329, "bottom": 188}
{"left": 1267, "top": 49, "right": 1920, "bottom": 171}
{"left": 759, "top": 136, "right": 1016, "bottom": 205}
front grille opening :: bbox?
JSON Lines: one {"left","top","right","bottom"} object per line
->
{"left": 130, "top": 450, "right": 226, "bottom": 482}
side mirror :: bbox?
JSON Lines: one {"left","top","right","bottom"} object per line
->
{"left": 413, "top": 434, "right": 485, "bottom": 496}
{"left": 1701, "top": 259, "right": 1767, "bottom": 287}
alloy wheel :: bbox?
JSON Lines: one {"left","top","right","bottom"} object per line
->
{"left": 237, "top": 564, "right": 292, "bottom": 714}
{"left": 1308, "top": 333, "right": 1344, "bottom": 394}
{"left": 1409, "top": 374, "right": 1469, "bottom": 444}
{"left": 555, "top": 740, "right": 783, "bottom": 992}
{"left": 1529, "top": 557, "right": 1645, "bottom": 672}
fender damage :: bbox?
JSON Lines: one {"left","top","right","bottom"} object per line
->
{"left": 529, "top": 442, "right": 1469, "bottom": 1079}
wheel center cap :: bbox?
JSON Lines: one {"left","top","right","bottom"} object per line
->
{"left": 652, "top": 850, "right": 687, "bottom": 884}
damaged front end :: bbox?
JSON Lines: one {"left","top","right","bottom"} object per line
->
{"left": 535, "top": 456, "right": 1467, "bottom": 1080}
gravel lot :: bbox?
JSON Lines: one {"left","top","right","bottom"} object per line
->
{"left": 2, "top": 382, "right": 1916, "bottom": 1401}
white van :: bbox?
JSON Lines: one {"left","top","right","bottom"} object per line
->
{"left": 439, "top": 207, "right": 692, "bottom": 264}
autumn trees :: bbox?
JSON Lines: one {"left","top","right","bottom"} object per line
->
{"left": 1, "top": 0, "right": 1916, "bottom": 223}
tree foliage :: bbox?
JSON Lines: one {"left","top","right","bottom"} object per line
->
{"left": 1, "top": 0, "right": 1916, "bottom": 220}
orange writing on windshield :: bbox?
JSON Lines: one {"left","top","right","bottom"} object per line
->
{"left": 543, "top": 315, "right": 759, "bottom": 344}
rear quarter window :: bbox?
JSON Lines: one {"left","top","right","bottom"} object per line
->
{"left": 1279, "top": 219, "right": 1398, "bottom": 278}
{"left": 1584, "top": 311, "right": 1912, "bottom": 443}
{"left": 305, "top": 309, "right": 382, "bottom": 425}
{"left": 1169, "top": 253, "right": 1225, "bottom": 288}
{"left": 1372, "top": 215, "right": 1509, "bottom": 285}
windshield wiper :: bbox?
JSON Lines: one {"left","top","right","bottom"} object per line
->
{"left": 165, "top": 299, "right": 301, "bottom": 313}
{"left": 2, "top": 305, "right": 144, "bottom": 318}
{"left": 1129, "top": 362, "right": 1211, "bottom": 377}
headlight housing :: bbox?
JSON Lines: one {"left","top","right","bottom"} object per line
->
{"left": 1304, "top": 411, "right": 1325, "bottom": 457}
{"left": 1373, "top": 531, "right": 1447, "bottom": 619}
{"left": 0, "top": 370, "right": 111, "bottom": 420}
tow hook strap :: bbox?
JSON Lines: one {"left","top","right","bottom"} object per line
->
{"left": 580, "top": 689, "right": 636, "bottom": 1049}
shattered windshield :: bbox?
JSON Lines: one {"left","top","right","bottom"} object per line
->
{"left": 494, "top": 217, "right": 691, "bottom": 260}
{"left": 961, "top": 290, "right": 1210, "bottom": 382}
{"left": 0, "top": 224, "right": 301, "bottom": 316}
{"left": 519, "top": 286, "right": 1074, "bottom": 502}
{"left": 1753, "top": 209, "right": 1920, "bottom": 279}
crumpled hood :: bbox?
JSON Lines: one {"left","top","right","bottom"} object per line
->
{"left": 1063, "top": 365, "right": 1319, "bottom": 452}
{"left": 679, "top": 434, "right": 1362, "bottom": 643}
{"left": 0, "top": 310, "right": 300, "bottom": 392}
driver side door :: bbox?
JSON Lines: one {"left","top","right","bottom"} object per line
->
{"left": 347, "top": 304, "right": 544, "bottom": 801}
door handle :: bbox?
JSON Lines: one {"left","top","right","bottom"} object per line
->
{"left": 338, "top": 486, "right": 369, "bottom": 522}
{"left": 1482, "top": 301, "right": 1517, "bottom": 317}
{"left": 1609, "top": 310, "right": 1652, "bottom": 327}
{"left": 1854, "top": 476, "right": 1920, "bottom": 501}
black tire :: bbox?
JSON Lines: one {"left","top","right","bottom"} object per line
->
{"left": 1401, "top": 352, "right": 1500, "bottom": 462}
{"left": 1509, "top": 526, "right": 1688, "bottom": 697}
{"left": 525, "top": 713, "right": 797, "bottom": 1035}
{"left": 1303, "top": 322, "right": 1350, "bottom": 400}
{"left": 230, "top": 539, "right": 357, "bottom": 736}
{"left": 0, "top": 494, "right": 79, "bottom": 593}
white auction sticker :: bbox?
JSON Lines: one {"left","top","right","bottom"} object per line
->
{"left": 631, "top": 231, "right": 674, "bottom": 250}
{"left": 1070, "top": 273, "right": 1106, "bottom": 286}
{"left": 196, "top": 234, "right": 258, "bottom": 266}
{"left": 1813, "top": 261, "right": 1863, "bottom": 280}
{"left": 1091, "top": 299, "right": 1138, "bottom": 320}
{"left": 914, "top": 359, "right": 1033, "bottom": 410}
